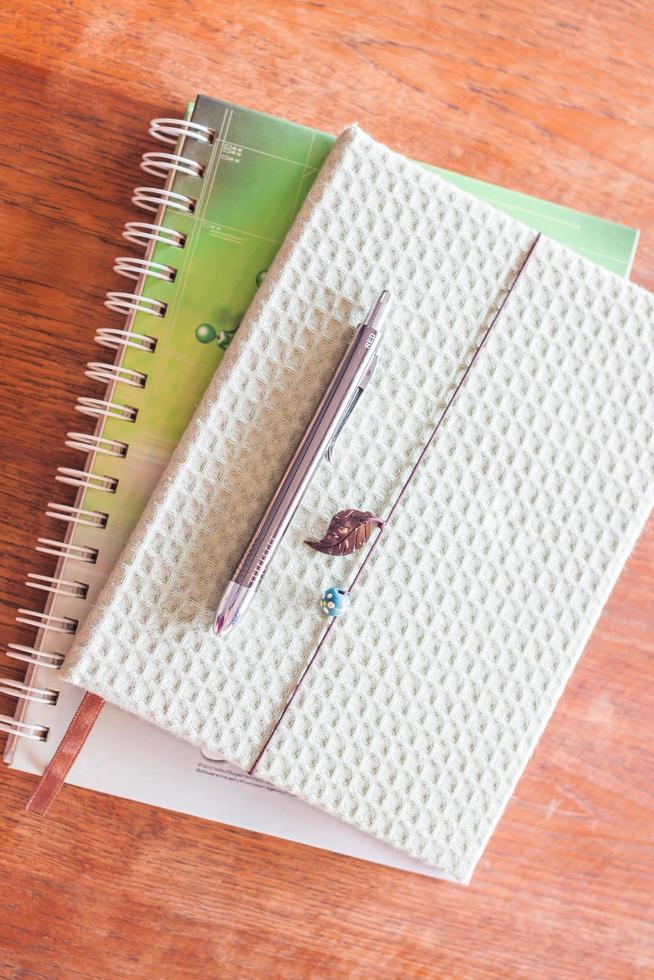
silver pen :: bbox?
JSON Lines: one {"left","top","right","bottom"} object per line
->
{"left": 214, "top": 289, "right": 392, "bottom": 636}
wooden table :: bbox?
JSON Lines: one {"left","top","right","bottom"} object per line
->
{"left": 1, "top": 2, "right": 652, "bottom": 976}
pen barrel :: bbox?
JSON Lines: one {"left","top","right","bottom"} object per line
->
{"left": 233, "top": 321, "right": 380, "bottom": 590}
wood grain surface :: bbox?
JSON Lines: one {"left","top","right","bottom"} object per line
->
{"left": 0, "top": 1, "right": 653, "bottom": 977}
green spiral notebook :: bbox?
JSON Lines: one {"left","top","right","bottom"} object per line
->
{"left": 2, "top": 95, "right": 638, "bottom": 877}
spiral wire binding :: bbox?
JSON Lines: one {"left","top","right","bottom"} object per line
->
{"left": 113, "top": 257, "right": 176, "bottom": 283}
{"left": 85, "top": 362, "right": 147, "bottom": 388}
{"left": 55, "top": 468, "right": 118, "bottom": 493}
{"left": 45, "top": 502, "right": 108, "bottom": 528}
{"left": 140, "top": 152, "right": 205, "bottom": 180}
{"left": 65, "top": 432, "right": 128, "bottom": 458}
{"left": 104, "top": 291, "right": 167, "bottom": 317}
{"left": 35, "top": 538, "right": 98, "bottom": 563}
{"left": 25, "top": 574, "right": 89, "bottom": 599}
{"left": 132, "top": 186, "right": 196, "bottom": 214}
{"left": 94, "top": 327, "right": 158, "bottom": 353}
{"left": 75, "top": 397, "right": 138, "bottom": 423}
{"left": 148, "top": 117, "right": 214, "bottom": 146}
{"left": 1, "top": 111, "right": 212, "bottom": 755}
{"left": 123, "top": 222, "right": 186, "bottom": 249}
{"left": 0, "top": 679, "right": 59, "bottom": 706}
{"left": 6, "top": 645, "right": 65, "bottom": 669}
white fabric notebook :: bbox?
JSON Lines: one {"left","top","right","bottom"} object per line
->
{"left": 62, "top": 126, "right": 654, "bottom": 883}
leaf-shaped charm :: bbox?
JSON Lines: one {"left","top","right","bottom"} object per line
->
{"left": 305, "top": 509, "right": 385, "bottom": 557}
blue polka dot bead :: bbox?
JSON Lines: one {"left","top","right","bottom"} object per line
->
{"left": 320, "top": 587, "right": 350, "bottom": 618}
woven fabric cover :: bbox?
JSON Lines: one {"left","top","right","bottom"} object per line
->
{"left": 64, "top": 127, "right": 654, "bottom": 882}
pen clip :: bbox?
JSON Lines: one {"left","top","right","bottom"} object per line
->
{"left": 325, "top": 354, "right": 379, "bottom": 463}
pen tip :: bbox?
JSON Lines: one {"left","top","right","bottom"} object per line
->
{"left": 214, "top": 609, "right": 237, "bottom": 636}
{"left": 214, "top": 581, "right": 251, "bottom": 636}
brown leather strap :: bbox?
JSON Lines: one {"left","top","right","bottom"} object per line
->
{"left": 26, "top": 691, "right": 104, "bottom": 815}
